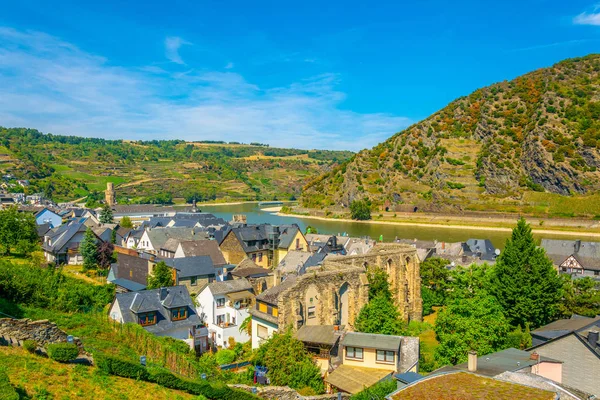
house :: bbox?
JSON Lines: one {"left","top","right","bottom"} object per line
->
{"left": 528, "top": 315, "right": 600, "bottom": 396}
{"left": 112, "top": 246, "right": 156, "bottom": 286}
{"left": 34, "top": 208, "right": 62, "bottom": 228}
{"left": 462, "top": 238, "right": 498, "bottom": 262}
{"left": 277, "top": 250, "right": 318, "bottom": 276}
{"left": 344, "top": 237, "right": 376, "bottom": 256}
{"left": 174, "top": 240, "right": 227, "bottom": 266}
{"left": 107, "top": 263, "right": 147, "bottom": 293}
{"left": 387, "top": 372, "right": 557, "bottom": 400}
{"left": 295, "top": 325, "right": 341, "bottom": 374}
{"left": 219, "top": 224, "right": 308, "bottom": 269}
{"left": 230, "top": 258, "right": 273, "bottom": 294}
{"left": 541, "top": 239, "right": 600, "bottom": 279}
{"left": 42, "top": 218, "right": 103, "bottom": 264}
{"left": 196, "top": 279, "right": 254, "bottom": 348}
{"left": 306, "top": 234, "right": 347, "bottom": 255}
{"left": 137, "top": 227, "right": 211, "bottom": 254}
{"left": 162, "top": 256, "right": 220, "bottom": 295}
{"left": 324, "top": 332, "right": 419, "bottom": 394}
{"left": 108, "top": 286, "right": 208, "bottom": 353}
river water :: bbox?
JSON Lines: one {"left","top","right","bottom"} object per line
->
{"left": 199, "top": 203, "right": 598, "bottom": 250}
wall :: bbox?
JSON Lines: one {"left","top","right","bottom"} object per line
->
{"left": 532, "top": 361, "right": 563, "bottom": 384}
{"left": 533, "top": 334, "right": 600, "bottom": 396}
{"left": 0, "top": 318, "right": 83, "bottom": 351}
{"left": 341, "top": 346, "right": 398, "bottom": 372}
{"left": 251, "top": 316, "right": 278, "bottom": 349}
{"left": 178, "top": 275, "right": 211, "bottom": 296}
{"left": 275, "top": 230, "right": 309, "bottom": 265}
{"left": 219, "top": 232, "right": 247, "bottom": 265}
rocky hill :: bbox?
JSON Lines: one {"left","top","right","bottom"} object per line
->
{"left": 302, "top": 54, "right": 600, "bottom": 214}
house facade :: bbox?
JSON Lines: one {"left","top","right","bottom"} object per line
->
{"left": 541, "top": 239, "right": 600, "bottom": 279}
{"left": 109, "top": 286, "right": 208, "bottom": 353}
{"left": 196, "top": 279, "right": 254, "bottom": 348}
{"left": 42, "top": 219, "right": 103, "bottom": 264}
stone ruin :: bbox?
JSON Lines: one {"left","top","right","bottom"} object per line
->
{"left": 0, "top": 318, "right": 83, "bottom": 352}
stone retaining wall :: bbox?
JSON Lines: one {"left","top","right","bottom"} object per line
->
{"left": 0, "top": 318, "right": 83, "bottom": 351}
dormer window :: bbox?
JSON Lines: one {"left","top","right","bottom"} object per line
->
{"left": 139, "top": 312, "right": 157, "bottom": 326}
{"left": 171, "top": 307, "right": 188, "bottom": 321}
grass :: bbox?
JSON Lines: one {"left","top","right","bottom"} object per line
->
{"left": 419, "top": 307, "right": 441, "bottom": 373}
{"left": 391, "top": 372, "right": 554, "bottom": 400}
{"left": 0, "top": 346, "right": 194, "bottom": 400}
{"left": 61, "top": 264, "right": 106, "bottom": 286}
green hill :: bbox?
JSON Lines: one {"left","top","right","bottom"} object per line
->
{"left": 0, "top": 127, "right": 352, "bottom": 204}
{"left": 302, "top": 54, "right": 600, "bottom": 217}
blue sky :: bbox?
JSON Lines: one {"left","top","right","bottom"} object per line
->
{"left": 1, "top": 1, "right": 599, "bottom": 150}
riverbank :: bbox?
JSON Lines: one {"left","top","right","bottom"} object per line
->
{"left": 276, "top": 211, "right": 600, "bottom": 237}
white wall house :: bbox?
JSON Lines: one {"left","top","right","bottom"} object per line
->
{"left": 196, "top": 279, "right": 254, "bottom": 348}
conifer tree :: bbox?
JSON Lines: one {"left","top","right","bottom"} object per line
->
{"left": 99, "top": 204, "right": 114, "bottom": 224}
{"left": 80, "top": 228, "right": 98, "bottom": 271}
{"left": 489, "top": 218, "right": 563, "bottom": 328}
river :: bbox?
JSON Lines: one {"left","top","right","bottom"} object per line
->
{"left": 198, "top": 203, "right": 600, "bottom": 249}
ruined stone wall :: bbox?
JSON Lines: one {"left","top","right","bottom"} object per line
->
{"left": 0, "top": 318, "right": 83, "bottom": 351}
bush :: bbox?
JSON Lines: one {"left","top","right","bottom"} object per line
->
{"left": 95, "top": 354, "right": 149, "bottom": 380}
{"left": 350, "top": 378, "right": 397, "bottom": 399}
{"left": 215, "top": 349, "right": 236, "bottom": 366}
{"left": 23, "top": 339, "right": 36, "bottom": 353}
{"left": 0, "top": 370, "right": 18, "bottom": 400}
{"left": 47, "top": 342, "right": 79, "bottom": 362}
{"left": 350, "top": 199, "right": 371, "bottom": 220}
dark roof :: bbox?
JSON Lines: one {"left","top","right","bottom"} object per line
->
{"left": 116, "top": 226, "right": 133, "bottom": 238}
{"left": 42, "top": 219, "right": 89, "bottom": 253}
{"left": 532, "top": 315, "right": 600, "bottom": 338}
{"left": 231, "top": 267, "right": 271, "bottom": 278}
{"left": 295, "top": 325, "right": 340, "bottom": 346}
{"left": 541, "top": 239, "right": 600, "bottom": 271}
{"left": 172, "top": 212, "right": 227, "bottom": 227}
{"left": 177, "top": 240, "right": 227, "bottom": 265}
{"left": 230, "top": 224, "right": 302, "bottom": 253}
{"left": 434, "top": 348, "right": 562, "bottom": 377}
{"left": 255, "top": 275, "right": 298, "bottom": 305}
{"left": 208, "top": 278, "right": 253, "bottom": 296}
{"left": 110, "top": 278, "right": 147, "bottom": 292}
{"left": 162, "top": 256, "right": 215, "bottom": 278}
{"left": 276, "top": 225, "right": 301, "bottom": 249}
{"left": 394, "top": 372, "right": 424, "bottom": 384}
{"left": 113, "top": 286, "right": 200, "bottom": 334}
{"left": 341, "top": 332, "right": 403, "bottom": 352}
{"left": 462, "top": 239, "right": 497, "bottom": 261}
{"left": 145, "top": 227, "right": 211, "bottom": 249}
{"left": 36, "top": 223, "right": 51, "bottom": 237}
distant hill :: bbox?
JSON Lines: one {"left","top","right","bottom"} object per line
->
{"left": 302, "top": 54, "right": 600, "bottom": 216}
{"left": 0, "top": 127, "right": 353, "bottom": 204}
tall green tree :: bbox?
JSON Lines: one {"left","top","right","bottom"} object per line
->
{"left": 434, "top": 294, "right": 511, "bottom": 365}
{"left": 0, "top": 206, "right": 38, "bottom": 255}
{"left": 119, "top": 216, "right": 133, "bottom": 229}
{"left": 489, "top": 218, "right": 563, "bottom": 328}
{"left": 560, "top": 276, "right": 600, "bottom": 317}
{"left": 99, "top": 204, "right": 114, "bottom": 224}
{"left": 79, "top": 228, "right": 98, "bottom": 271}
{"left": 147, "top": 261, "right": 174, "bottom": 289}
{"left": 253, "top": 330, "right": 324, "bottom": 394}
{"left": 355, "top": 269, "right": 404, "bottom": 335}
{"left": 350, "top": 199, "right": 371, "bottom": 220}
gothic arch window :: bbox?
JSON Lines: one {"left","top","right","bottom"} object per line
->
{"left": 339, "top": 282, "right": 350, "bottom": 326}
{"left": 386, "top": 258, "right": 393, "bottom": 274}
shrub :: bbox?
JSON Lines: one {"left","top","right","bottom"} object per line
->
{"left": 95, "top": 354, "right": 149, "bottom": 380}
{"left": 215, "top": 349, "right": 236, "bottom": 366}
{"left": 23, "top": 339, "right": 36, "bottom": 353}
{"left": 446, "top": 181, "right": 466, "bottom": 190}
{"left": 47, "top": 342, "right": 79, "bottom": 363}
{"left": 0, "top": 370, "right": 18, "bottom": 400}
{"left": 350, "top": 199, "right": 371, "bottom": 220}
{"left": 350, "top": 378, "right": 397, "bottom": 399}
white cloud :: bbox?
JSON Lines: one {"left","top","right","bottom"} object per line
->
{"left": 164, "top": 36, "right": 190, "bottom": 64}
{"left": 0, "top": 27, "right": 411, "bottom": 151}
{"left": 225, "top": 62, "right": 234, "bottom": 69}
{"left": 574, "top": 5, "right": 600, "bottom": 26}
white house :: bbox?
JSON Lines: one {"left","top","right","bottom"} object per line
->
{"left": 196, "top": 279, "right": 254, "bottom": 348}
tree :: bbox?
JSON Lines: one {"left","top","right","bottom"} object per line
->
{"left": 305, "top": 225, "right": 318, "bottom": 234}
{"left": 253, "top": 330, "right": 324, "bottom": 394}
{"left": 560, "top": 276, "right": 600, "bottom": 317}
{"left": 350, "top": 199, "right": 371, "bottom": 220}
{"left": 96, "top": 241, "right": 114, "bottom": 273}
{"left": 120, "top": 216, "right": 133, "bottom": 229}
{"left": 420, "top": 257, "right": 450, "bottom": 312}
{"left": 489, "top": 218, "right": 563, "bottom": 328}
{"left": 80, "top": 228, "right": 98, "bottom": 271}
{"left": 0, "top": 206, "right": 38, "bottom": 255}
{"left": 434, "top": 294, "right": 511, "bottom": 365}
{"left": 99, "top": 204, "right": 114, "bottom": 224}
{"left": 147, "top": 261, "right": 174, "bottom": 289}
{"left": 355, "top": 269, "right": 404, "bottom": 335}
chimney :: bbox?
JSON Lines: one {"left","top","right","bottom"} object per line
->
{"left": 272, "top": 269, "right": 281, "bottom": 287}
{"left": 575, "top": 240, "right": 582, "bottom": 253}
{"left": 530, "top": 352, "right": 539, "bottom": 361}
{"left": 467, "top": 351, "right": 477, "bottom": 372}
{"left": 588, "top": 330, "right": 599, "bottom": 347}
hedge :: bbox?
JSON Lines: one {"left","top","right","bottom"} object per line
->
{"left": 94, "top": 353, "right": 257, "bottom": 399}
{"left": 47, "top": 342, "right": 79, "bottom": 362}
{"left": 0, "top": 370, "right": 19, "bottom": 400}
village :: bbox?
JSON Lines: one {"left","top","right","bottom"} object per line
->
{"left": 0, "top": 182, "right": 596, "bottom": 399}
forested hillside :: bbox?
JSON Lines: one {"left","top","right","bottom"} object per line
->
{"left": 0, "top": 127, "right": 352, "bottom": 204}
{"left": 302, "top": 54, "right": 600, "bottom": 216}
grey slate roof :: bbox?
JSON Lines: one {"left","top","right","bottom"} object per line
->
{"left": 230, "top": 224, "right": 302, "bottom": 253}
{"left": 111, "top": 278, "right": 147, "bottom": 292}
{"left": 208, "top": 278, "right": 253, "bottom": 296}
{"left": 531, "top": 315, "right": 600, "bottom": 343}
{"left": 295, "top": 325, "right": 340, "bottom": 346}
{"left": 42, "top": 219, "right": 89, "bottom": 253}
{"left": 255, "top": 275, "right": 298, "bottom": 305}
{"left": 541, "top": 239, "right": 600, "bottom": 271}
{"left": 177, "top": 240, "right": 227, "bottom": 266}
{"left": 462, "top": 239, "right": 497, "bottom": 261}
{"left": 231, "top": 259, "right": 271, "bottom": 278}
{"left": 36, "top": 223, "right": 51, "bottom": 237}
{"left": 113, "top": 286, "right": 200, "bottom": 334}
{"left": 146, "top": 227, "right": 210, "bottom": 250}
{"left": 162, "top": 256, "right": 215, "bottom": 278}
{"left": 277, "top": 250, "right": 313, "bottom": 274}
{"left": 341, "top": 332, "right": 403, "bottom": 352}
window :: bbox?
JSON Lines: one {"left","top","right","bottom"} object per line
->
{"left": 258, "top": 302, "right": 268, "bottom": 313}
{"left": 216, "top": 298, "right": 225, "bottom": 308}
{"left": 272, "top": 307, "right": 278, "bottom": 317}
{"left": 308, "top": 306, "right": 316, "bottom": 319}
{"left": 346, "top": 347, "right": 363, "bottom": 360}
{"left": 257, "top": 324, "right": 269, "bottom": 339}
{"left": 258, "top": 252, "right": 263, "bottom": 262}
{"left": 252, "top": 253, "right": 257, "bottom": 261}
{"left": 376, "top": 350, "right": 395, "bottom": 363}
{"left": 216, "top": 315, "right": 225, "bottom": 325}
{"left": 138, "top": 312, "right": 157, "bottom": 326}
{"left": 171, "top": 307, "right": 187, "bottom": 321}
{"left": 190, "top": 276, "right": 197, "bottom": 286}
{"left": 296, "top": 238, "right": 300, "bottom": 249}
{"left": 595, "top": 271, "right": 599, "bottom": 276}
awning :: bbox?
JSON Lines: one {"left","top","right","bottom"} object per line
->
{"left": 226, "top": 290, "right": 253, "bottom": 302}
{"left": 325, "top": 365, "right": 392, "bottom": 394}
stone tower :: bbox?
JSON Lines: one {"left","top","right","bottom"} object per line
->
{"left": 105, "top": 182, "right": 116, "bottom": 206}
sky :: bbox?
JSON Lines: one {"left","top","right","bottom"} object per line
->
{"left": 1, "top": 1, "right": 599, "bottom": 151}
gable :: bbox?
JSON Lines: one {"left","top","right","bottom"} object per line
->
{"left": 560, "top": 255, "right": 583, "bottom": 270}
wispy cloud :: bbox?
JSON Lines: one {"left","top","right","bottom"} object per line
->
{"left": 164, "top": 36, "right": 190, "bottom": 64}
{"left": 507, "top": 39, "right": 589, "bottom": 52}
{"left": 224, "top": 61, "right": 234, "bottom": 69}
{"left": 574, "top": 3, "right": 600, "bottom": 26}
{"left": 0, "top": 27, "right": 410, "bottom": 151}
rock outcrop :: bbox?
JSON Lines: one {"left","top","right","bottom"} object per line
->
{"left": 0, "top": 318, "right": 83, "bottom": 351}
